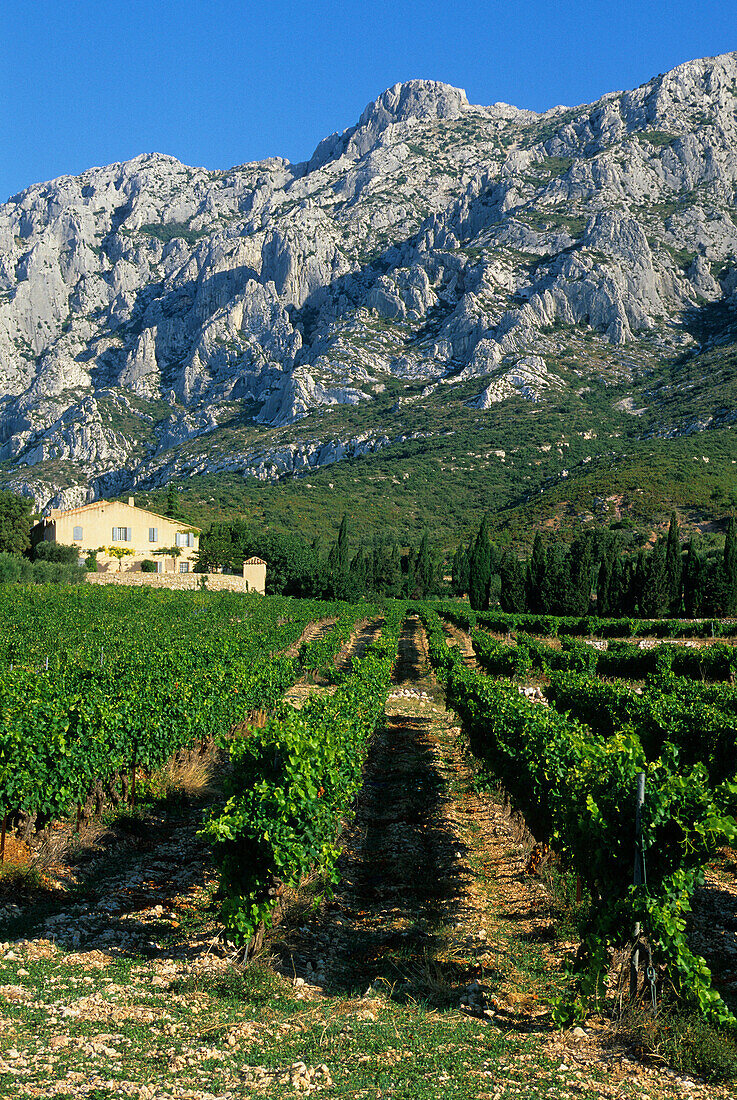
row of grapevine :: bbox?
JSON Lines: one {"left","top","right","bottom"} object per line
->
{"left": 0, "top": 589, "right": 369, "bottom": 829}
{"left": 438, "top": 602, "right": 737, "bottom": 640}
{"left": 205, "top": 609, "right": 403, "bottom": 947}
{"left": 470, "top": 626, "right": 737, "bottom": 683}
{"left": 419, "top": 608, "right": 737, "bottom": 1025}
{"left": 545, "top": 671, "right": 737, "bottom": 786}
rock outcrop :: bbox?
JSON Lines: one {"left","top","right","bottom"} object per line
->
{"left": 2, "top": 56, "right": 737, "bottom": 507}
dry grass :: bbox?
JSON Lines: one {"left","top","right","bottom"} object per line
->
{"left": 31, "top": 816, "right": 112, "bottom": 873}
{"left": 7, "top": 743, "right": 223, "bottom": 883}
{"left": 143, "top": 741, "right": 222, "bottom": 802}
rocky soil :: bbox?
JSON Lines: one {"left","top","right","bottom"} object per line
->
{"left": 0, "top": 618, "right": 735, "bottom": 1097}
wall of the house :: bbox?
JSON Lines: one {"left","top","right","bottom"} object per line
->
{"left": 242, "top": 559, "right": 267, "bottom": 595}
{"left": 38, "top": 499, "right": 200, "bottom": 572}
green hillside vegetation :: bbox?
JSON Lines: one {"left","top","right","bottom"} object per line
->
{"left": 137, "top": 419, "right": 737, "bottom": 555}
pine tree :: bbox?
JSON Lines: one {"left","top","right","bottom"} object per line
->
{"left": 665, "top": 511, "right": 683, "bottom": 616}
{"left": 723, "top": 516, "right": 737, "bottom": 615}
{"left": 526, "top": 532, "right": 546, "bottom": 614}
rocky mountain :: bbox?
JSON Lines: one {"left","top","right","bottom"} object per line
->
{"left": 2, "top": 55, "right": 737, "bottom": 520}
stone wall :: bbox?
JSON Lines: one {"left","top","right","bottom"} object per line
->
{"left": 84, "top": 572, "right": 253, "bottom": 593}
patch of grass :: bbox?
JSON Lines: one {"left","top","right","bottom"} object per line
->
{"left": 138, "top": 221, "right": 209, "bottom": 247}
{"left": 637, "top": 130, "right": 679, "bottom": 147}
{"left": 617, "top": 1004, "right": 737, "bottom": 1083}
{"left": 0, "top": 862, "right": 41, "bottom": 896}
{"left": 542, "top": 865, "right": 593, "bottom": 940}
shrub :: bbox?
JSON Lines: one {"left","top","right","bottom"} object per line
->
{"left": 140, "top": 560, "right": 158, "bottom": 573}
{"left": 32, "top": 542, "right": 80, "bottom": 564}
{"left": 0, "top": 552, "right": 30, "bottom": 583}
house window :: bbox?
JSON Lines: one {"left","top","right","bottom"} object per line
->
{"left": 156, "top": 560, "right": 163, "bottom": 573}
{"left": 73, "top": 526, "right": 83, "bottom": 541}
{"left": 175, "top": 532, "right": 195, "bottom": 548}
{"left": 149, "top": 527, "right": 157, "bottom": 542}
{"left": 112, "top": 527, "right": 132, "bottom": 541}
{"left": 179, "top": 561, "right": 190, "bottom": 573}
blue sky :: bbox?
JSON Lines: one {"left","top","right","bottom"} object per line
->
{"left": 2, "top": 0, "right": 735, "bottom": 202}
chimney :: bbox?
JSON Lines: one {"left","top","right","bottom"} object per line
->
{"left": 128, "top": 496, "right": 135, "bottom": 507}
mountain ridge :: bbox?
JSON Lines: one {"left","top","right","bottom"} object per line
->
{"left": 1, "top": 53, "right": 737, "bottom": 531}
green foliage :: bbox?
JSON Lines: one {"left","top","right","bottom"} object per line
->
{"left": 204, "top": 621, "right": 401, "bottom": 945}
{"left": 0, "top": 588, "right": 365, "bottom": 823}
{"left": 0, "top": 553, "right": 82, "bottom": 584}
{"left": 31, "top": 541, "right": 80, "bottom": 564}
{"left": 139, "top": 222, "right": 208, "bottom": 247}
{"left": 421, "top": 613, "right": 737, "bottom": 1026}
{"left": 140, "top": 559, "right": 158, "bottom": 572}
{"left": 0, "top": 491, "right": 34, "bottom": 556}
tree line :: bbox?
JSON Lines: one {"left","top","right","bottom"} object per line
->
{"left": 196, "top": 514, "right": 443, "bottom": 600}
{"left": 452, "top": 513, "right": 737, "bottom": 618}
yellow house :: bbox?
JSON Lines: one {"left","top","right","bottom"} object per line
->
{"left": 34, "top": 497, "right": 201, "bottom": 573}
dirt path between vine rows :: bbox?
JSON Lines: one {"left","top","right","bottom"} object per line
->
{"left": 283, "top": 618, "right": 337, "bottom": 658}
{"left": 0, "top": 616, "right": 733, "bottom": 1098}
{"left": 283, "top": 616, "right": 385, "bottom": 709}
{"left": 268, "top": 616, "right": 731, "bottom": 1099}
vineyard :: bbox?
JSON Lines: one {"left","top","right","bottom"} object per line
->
{"left": 1, "top": 589, "right": 737, "bottom": 1097}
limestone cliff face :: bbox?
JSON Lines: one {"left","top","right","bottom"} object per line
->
{"left": 2, "top": 56, "right": 737, "bottom": 507}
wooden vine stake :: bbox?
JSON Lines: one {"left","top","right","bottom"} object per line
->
{"left": 0, "top": 815, "right": 7, "bottom": 864}
{"left": 629, "top": 771, "right": 646, "bottom": 1001}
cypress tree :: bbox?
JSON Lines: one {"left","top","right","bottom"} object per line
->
{"left": 416, "top": 532, "right": 435, "bottom": 598}
{"left": 403, "top": 546, "right": 418, "bottom": 599}
{"left": 350, "top": 546, "right": 368, "bottom": 595}
{"left": 665, "top": 511, "right": 683, "bottom": 616}
{"left": 596, "top": 533, "right": 623, "bottom": 618}
{"left": 526, "top": 532, "right": 546, "bottom": 614}
{"left": 165, "top": 483, "right": 179, "bottom": 519}
{"left": 608, "top": 553, "right": 628, "bottom": 617}
{"left": 724, "top": 516, "right": 737, "bottom": 615}
{"left": 632, "top": 551, "right": 648, "bottom": 617}
{"left": 683, "top": 538, "right": 703, "bottom": 618}
{"left": 327, "top": 514, "right": 351, "bottom": 599}
{"left": 500, "top": 552, "right": 526, "bottom": 612}
{"left": 452, "top": 542, "right": 470, "bottom": 597}
{"left": 643, "top": 543, "right": 668, "bottom": 619}
{"left": 541, "top": 543, "right": 567, "bottom": 614}
{"left": 596, "top": 541, "right": 615, "bottom": 618}
{"left": 468, "top": 517, "right": 492, "bottom": 611}
{"left": 387, "top": 543, "right": 404, "bottom": 602}
{"left": 568, "top": 533, "right": 594, "bottom": 615}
